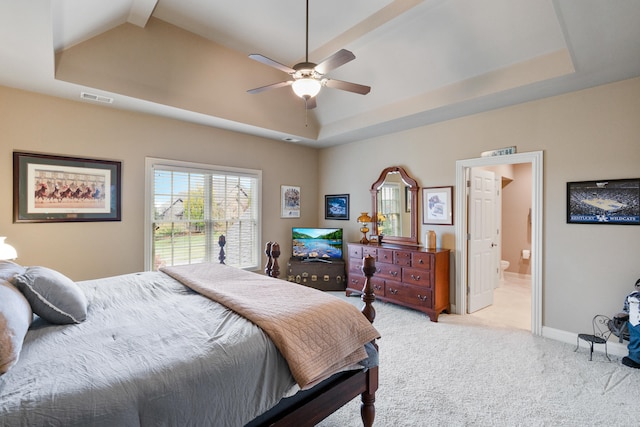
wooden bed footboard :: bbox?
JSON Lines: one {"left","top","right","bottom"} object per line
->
{"left": 250, "top": 249, "right": 378, "bottom": 427}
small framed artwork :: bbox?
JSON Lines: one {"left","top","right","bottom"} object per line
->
{"left": 567, "top": 178, "right": 640, "bottom": 224}
{"left": 13, "top": 151, "right": 121, "bottom": 223}
{"left": 281, "top": 185, "right": 301, "bottom": 218}
{"left": 423, "top": 186, "right": 453, "bottom": 225}
{"left": 325, "top": 194, "right": 349, "bottom": 220}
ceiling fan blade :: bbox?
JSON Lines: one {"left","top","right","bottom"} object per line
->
{"left": 314, "top": 49, "right": 355, "bottom": 75}
{"left": 324, "top": 79, "right": 371, "bottom": 95}
{"left": 248, "top": 54, "right": 296, "bottom": 74}
{"left": 305, "top": 96, "right": 317, "bottom": 110}
{"left": 247, "top": 80, "right": 293, "bottom": 94}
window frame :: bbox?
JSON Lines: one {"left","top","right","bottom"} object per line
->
{"left": 144, "top": 157, "right": 262, "bottom": 271}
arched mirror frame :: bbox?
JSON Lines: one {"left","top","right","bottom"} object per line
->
{"left": 370, "top": 166, "right": 420, "bottom": 246}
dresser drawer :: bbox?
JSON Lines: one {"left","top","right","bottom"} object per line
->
{"left": 393, "top": 250, "right": 412, "bottom": 267}
{"left": 386, "top": 282, "right": 433, "bottom": 309}
{"left": 349, "top": 257, "right": 363, "bottom": 274}
{"left": 347, "top": 274, "right": 384, "bottom": 297}
{"left": 402, "top": 267, "right": 432, "bottom": 287}
{"left": 371, "top": 277, "right": 385, "bottom": 297}
{"left": 377, "top": 248, "right": 393, "bottom": 264}
{"left": 375, "top": 262, "right": 402, "bottom": 281}
{"left": 412, "top": 252, "right": 433, "bottom": 270}
{"left": 348, "top": 245, "right": 363, "bottom": 259}
{"left": 363, "top": 246, "right": 378, "bottom": 258}
{"left": 347, "top": 273, "right": 365, "bottom": 290}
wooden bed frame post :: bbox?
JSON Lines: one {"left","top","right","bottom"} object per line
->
{"left": 218, "top": 235, "right": 226, "bottom": 264}
{"left": 264, "top": 241, "right": 273, "bottom": 276}
{"left": 360, "top": 254, "right": 377, "bottom": 427}
{"left": 270, "top": 243, "right": 281, "bottom": 278}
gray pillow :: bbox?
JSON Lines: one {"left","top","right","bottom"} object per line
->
{"left": 12, "top": 266, "right": 87, "bottom": 325}
{"left": 0, "top": 260, "right": 26, "bottom": 282}
{"left": 0, "top": 280, "right": 32, "bottom": 375}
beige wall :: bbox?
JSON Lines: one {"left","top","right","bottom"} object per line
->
{"left": 2, "top": 77, "right": 640, "bottom": 336}
{"left": 0, "top": 86, "right": 319, "bottom": 280}
{"left": 319, "top": 77, "right": 640, "bottom": 334}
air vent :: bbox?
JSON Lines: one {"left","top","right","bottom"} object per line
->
{"left": 80, "top": 92, "right": 114, "bottom": 104}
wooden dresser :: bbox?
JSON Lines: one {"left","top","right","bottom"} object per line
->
{"left": 347, "top": 243, "right": 450, "bottom": 322}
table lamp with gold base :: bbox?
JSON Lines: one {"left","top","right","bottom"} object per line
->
{"left": 357, "top": 212, "right": 372, "bottom": 244}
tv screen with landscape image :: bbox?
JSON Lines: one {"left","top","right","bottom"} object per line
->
{"left": 292, "top": 227, "right": 343, "bottom": 260}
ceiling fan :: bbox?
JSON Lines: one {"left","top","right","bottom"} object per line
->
{"left": 246, "top": 0, "right": 371, "bottom": 109}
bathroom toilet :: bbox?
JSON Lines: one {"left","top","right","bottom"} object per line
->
{"left": 499, "top": 260, "right": 510, "bottom": 281}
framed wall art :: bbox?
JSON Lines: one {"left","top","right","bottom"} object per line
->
{"left": 13, "top": 152, "right": 122, "bottom": 223}
{"left": 567, "top": 178, "right": 639, "bottom": 224}
{"left": 281, "top": 185, "right": 301, "bottom": 218}
{"left": 324, "top": 194, "right": 349, "bottom": 220}
{"left": 422, "top": 186, "right": 453, "bottom": 225}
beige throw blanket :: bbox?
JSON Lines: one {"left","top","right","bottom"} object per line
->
{"left": 161, "top": 263, "right": 380, "bottom": 388}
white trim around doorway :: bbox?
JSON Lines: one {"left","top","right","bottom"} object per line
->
{"left": 454, "top": 151, "right": 543, "bottom": 336}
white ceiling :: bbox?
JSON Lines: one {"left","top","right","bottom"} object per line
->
{"left": 1, "top": 0, "right": 639, "bottom": 146}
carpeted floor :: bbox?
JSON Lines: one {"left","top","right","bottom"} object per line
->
{"left": 317, "top": 291, "right": 640, "bottom": 427}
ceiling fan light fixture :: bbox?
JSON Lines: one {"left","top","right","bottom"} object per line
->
{"left": 292, "top": 78, "right": 321, "bottom": 98}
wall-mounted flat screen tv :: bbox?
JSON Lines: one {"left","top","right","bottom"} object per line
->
{"left": 292, "top": 227, "right": 343, "bottom": 260}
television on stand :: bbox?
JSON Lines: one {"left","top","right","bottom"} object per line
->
{"left": 292, "top": 227, "right": 343, "bottom": 263}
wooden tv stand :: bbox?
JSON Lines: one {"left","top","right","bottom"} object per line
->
{"left": 346, "top": 243, "right": 450, "bottom": 322}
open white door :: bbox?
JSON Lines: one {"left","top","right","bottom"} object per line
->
{"left": 467, "top": 168, "right": 497, "bottom": 313}
{"left": 455, "top": 151, "right": 543, "bottom": 335}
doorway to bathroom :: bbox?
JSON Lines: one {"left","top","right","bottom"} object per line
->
{"left": 454, "top": 151, "right": 543, "bottom": 336}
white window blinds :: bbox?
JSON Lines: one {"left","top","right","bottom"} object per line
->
{"left": 379, "top": 183, "right": 402, "bottom": 236}
{"left": 146, "top": 158, "right": 261, "bottom": 271}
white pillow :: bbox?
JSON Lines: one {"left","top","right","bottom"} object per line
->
{"left": 12, "top": 266, "right": 87, "bottom": 325}
{"left": 0, "top": 280, "right": 32, "bottom": 375}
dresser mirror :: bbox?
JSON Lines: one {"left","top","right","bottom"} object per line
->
{"left": 370, "top": 166, "right": 419, "bottom": 246}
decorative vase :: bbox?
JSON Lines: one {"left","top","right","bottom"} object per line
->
{"left": 426, "top": 230, "right": 436, "bottom": 250}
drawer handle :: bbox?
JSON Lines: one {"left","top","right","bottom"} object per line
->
{"left": 389, "top": 288, "right": 399, "bottom": 295}
{"left": 390, "top": 271, "right": 398, "bottom": 277}
{"left": 374, "top": 284, "right": 382, "bottom": 291}
{"left": 418, "top": 259, "right": 424, "bottom": 264}
{"left": 351, "top": 279, "right": 359, "bottom": 284}
{"left": 376, "top": 267, "right": 382, "bottom": 273}
{"left": 417, "top": 294, "right": 428, "bottom": 302}
{"left": 410, "top": 274, "right": 421, "bottom": 281}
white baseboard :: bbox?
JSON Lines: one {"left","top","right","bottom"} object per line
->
{"left": 542, "top": 326, "right": 628, "bottom": 358}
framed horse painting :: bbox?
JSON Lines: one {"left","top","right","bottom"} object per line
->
{"left": 13, "top": 152, "right": 121, "bottom": 223}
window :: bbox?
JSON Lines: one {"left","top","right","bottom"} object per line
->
{"left": 145, "top": 158, "right": 261, "bottom": 271}
{"left": 378, "top": 182, "right": 402, "bottom": 236}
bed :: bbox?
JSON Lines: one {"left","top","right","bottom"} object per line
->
{"left": 0, "top": 242, "right": 379, "bottom": 427}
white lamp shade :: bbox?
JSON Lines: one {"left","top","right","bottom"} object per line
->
{"left": 292, "top": 78, "right": 321, "bottom": 98}
{"left": 0, "top": 237, "right": 18, "bottom": 260}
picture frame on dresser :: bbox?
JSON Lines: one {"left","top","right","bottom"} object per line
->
{"left": 422, "top": 186, "right": 453, "bottom": 225}
{"left": 324, "top": 194, "right": 349, "bottom": 220}
{"left": 13, "top": 151, "right": 121, "bottom": 223}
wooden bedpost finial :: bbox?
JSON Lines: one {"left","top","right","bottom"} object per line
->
{"left": 361, "top": 254, "right": 376, "bottom": 325}
{"left": 270, "top": 242, "right": 281, "bottom": 278}
{"left": 218, "top": 235, "right": 226, "bottom": 264}
{"left": 264, "top": 241, "right": 273, "bottom": 276}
